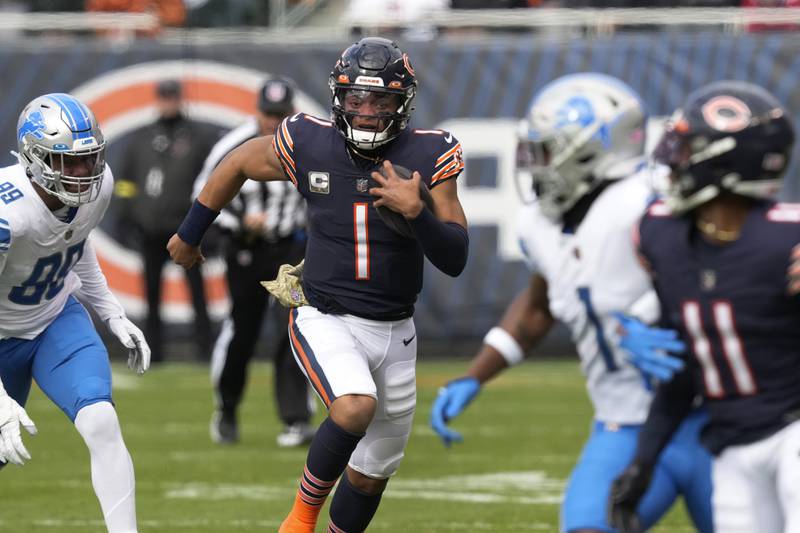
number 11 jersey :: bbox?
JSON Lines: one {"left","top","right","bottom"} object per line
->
{"left": 638, "top": 199, "right": 800, "bottom": 454}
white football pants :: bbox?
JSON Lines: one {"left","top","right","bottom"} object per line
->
{"left": 712, "top": 419, "right": 800, "bottom": 533}
{"left": 288, "top": 306, "right": 417, "bottom": 479}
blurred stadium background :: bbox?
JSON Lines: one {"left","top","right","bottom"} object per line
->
{"left": 1, "top": 1, "right": 798, "bottom": 531}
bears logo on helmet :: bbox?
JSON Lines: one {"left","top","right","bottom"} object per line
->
{"left": 654, "top": 80, "right": 794, "bottom": 213}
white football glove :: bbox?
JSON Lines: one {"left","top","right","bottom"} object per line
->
{"left": 0, "top": 392, "right": 37, "bottom": 466}
{"left": 107, "top": 316, "right": 151, "bottom": 375}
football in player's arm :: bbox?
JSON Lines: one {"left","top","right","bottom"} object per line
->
{"left": 0, "top": 93, "right": 149, "bottom": 532}
{"left": 609, "top": 81, "right": 800, "bottom": 533}
{"left": 431, "top": 73, "right": 714, "bottom": 533}
{"left": 169, "top": 37, "right": 468, "bottom": 532}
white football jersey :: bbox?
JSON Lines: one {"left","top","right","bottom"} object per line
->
{"left": 518, "top": 170, "right": 657, "bottom": 424}
{"left": 0, "top": 163, "right": 113, "bottom": 340}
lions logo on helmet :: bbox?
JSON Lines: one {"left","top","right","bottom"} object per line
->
{"left": 654, "top": 80, "right": 794, "bottom": 214}
{"left": 516, "top": 73, "right": 647, "bottom": 221}
{"left": 16, "top": 93, "right": 106, "bottom": 207}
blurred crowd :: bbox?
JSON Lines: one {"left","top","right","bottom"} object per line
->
{"left": 0, "top": 0, "right": 797, "bottom": 32}
{"left": 0, "top": 0, "right": 313, "bottom": 28}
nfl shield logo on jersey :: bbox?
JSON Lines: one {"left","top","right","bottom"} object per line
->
{"left": 356, "top": 178, "right": 369, "bottom": 192}
{"left": 309, "top": 172, "right": 330, "bottom": 194}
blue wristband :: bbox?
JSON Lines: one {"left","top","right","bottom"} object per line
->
{"left": 177, "top": 199, "right": 219, "bottom": 246}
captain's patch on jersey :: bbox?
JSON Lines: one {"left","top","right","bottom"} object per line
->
{"left": 308, "top": 172, "right": 330, "bottom": 194}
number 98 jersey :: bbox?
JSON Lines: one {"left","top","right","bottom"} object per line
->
{"left": 273, "top": 113, "right": 463, "bottom": 320}
{"left": 0, "top": 163, "right": 113, "bottom": 340}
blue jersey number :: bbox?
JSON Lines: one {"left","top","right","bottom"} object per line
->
{"left": 0, "top": 181, "right": 23, "bottom": 204}
{"left": 577, "top": 286, "right": 619, "bottom": 371}
{"left": 8, "top": 240, "right": 86, "bottom": 305}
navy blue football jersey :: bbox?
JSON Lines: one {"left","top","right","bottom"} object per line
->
{"left": 272, "top": 113, "right": 464, "bottom": 320}
{"left": 638, "top": 200, "right": 800, "bottom": 453}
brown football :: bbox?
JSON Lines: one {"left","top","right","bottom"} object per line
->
{"left": 375, "top": 164, "right": 435, "bottom": 239}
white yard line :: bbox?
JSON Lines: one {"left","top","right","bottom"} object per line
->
{"left": 163, "top": 470, "right": 565, "bottom": 506}
{"left": 32, "top": 518, "right": 283, "bottom": 528}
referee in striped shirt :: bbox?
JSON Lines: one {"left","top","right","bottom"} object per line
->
{"left": 195, "top": 77, "right": 315, "bottom": 447}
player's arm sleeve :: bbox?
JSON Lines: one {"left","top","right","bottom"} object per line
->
{"left": 409, "top": 178, "right": 469, "bottom": 277}
{"left": 72, "top": 239, "right": 126, "bottom": 321}
{"left": 633, "top": 364, "right": 696, "bottom": 468}
{"left": 408, "top": 132, "right": 468, "bottom": 276}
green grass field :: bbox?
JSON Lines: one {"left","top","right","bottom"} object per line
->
{"left": 1, "top": 360, "right": 694, "bottom": 532}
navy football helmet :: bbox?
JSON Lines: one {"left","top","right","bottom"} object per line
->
{"left": 329, "top": 37, "right": 417, "bottom": 150}
{"left": 654, "top": 80, "right": 794, "bottom": 213}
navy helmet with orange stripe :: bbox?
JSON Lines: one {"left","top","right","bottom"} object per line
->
{"left": 654, "top": 80, "right": 794, "bottom": 214}
{"left": 329, "top": 37, "right": 417, "bottom": 151}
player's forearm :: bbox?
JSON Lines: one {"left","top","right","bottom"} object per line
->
{"left": 196, "top": 154, "right": 249, "bottom": 212}
{"left": 466, "top": 345, "right": 511, "bottom": 384}
{"left": 179, "top": 149, "right": 249, "bottom": 246}
{"left": 499, "top": 279, "right": 554, "bottom": 349}
{"left": 468, "top": 288, "right": 554, "bottom": 382}
{"left": 72, "top": 241, "right": 125, "bottom": 321}
{"left": 634, "top": 367, "right": 695, "bottom": 468}
{"left": 408, "top": 208, "right": 468, "bottom": 277}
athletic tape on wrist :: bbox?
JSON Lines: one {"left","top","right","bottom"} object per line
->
{"left": 483, "top": 327, "right": 525, "bottom": 366}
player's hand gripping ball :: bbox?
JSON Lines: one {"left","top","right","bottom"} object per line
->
{"left": 373, "top": 164, "right": 435, "bottom": 239}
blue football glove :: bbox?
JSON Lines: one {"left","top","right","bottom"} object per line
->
{"left": 614, "top": 313, "right": 686, "bottom": 383}
{"left": 430, "top": 377, "right": 481, "bottom": 447}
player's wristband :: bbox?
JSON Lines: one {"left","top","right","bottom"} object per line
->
{"left": 177, "top": 199, "right": 219, "bottom": 246}
{"left": 483, "top": 327, "right": 525, "bottom": 366}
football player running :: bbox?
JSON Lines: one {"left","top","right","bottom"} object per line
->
{"left": 431, "top": 73, "right": 713, "bottom": 533}
{"left": 0, "top": 93, "right": 149, "bottom": 533}
{"left": 609, "top": 81, "right": 800, "bottom": 533}
{"left": 168, "top": 38, "right": 468, "bottom": 532}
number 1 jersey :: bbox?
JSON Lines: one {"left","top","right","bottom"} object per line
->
{"left": 0, "top": 163, "right": 113, "bottom": 340}
{"left": 273, "top": 113, "right": 463, "bottom": 320}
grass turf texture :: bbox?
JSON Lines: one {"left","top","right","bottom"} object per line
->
{"left": 0, "top": 360, "right": 694, "bottom": 532}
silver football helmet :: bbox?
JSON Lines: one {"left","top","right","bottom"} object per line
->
{"left": 16, "top": 93, "right": 106, "bottom": 207}
{"left": 517, "top": 73, "right": 647, "bottom": 220}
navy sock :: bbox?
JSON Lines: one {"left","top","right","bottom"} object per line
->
{"left": 298, "top": 417, "right": 363, "bottom": 509}
{"left": 328, "top": 473, "right": 384, "bottom": 532}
